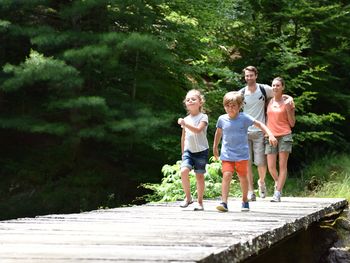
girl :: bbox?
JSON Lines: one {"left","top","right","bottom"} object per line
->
{"left": 265, "top": 77, "right": 296, "bottom": 202}
{"left": 177, "top": 89, "right": 209, "bottom": 211}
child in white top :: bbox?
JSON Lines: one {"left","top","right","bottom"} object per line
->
{"left": 177, "top": 89, "right": 209, "bottom": 211}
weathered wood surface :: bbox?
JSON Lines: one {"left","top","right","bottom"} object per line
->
{"left": 0, "top": 197, "right": 347, "bottom": 263}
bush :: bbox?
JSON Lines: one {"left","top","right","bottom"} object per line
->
{"left": 141, "top": 157, "right": 242, "bottom": 202}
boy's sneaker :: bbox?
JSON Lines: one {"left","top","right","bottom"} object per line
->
{"left": 258, "top": 180, "right": 267, "bottom": 198}
{"left": 180, "top": 197, "right": 193, "bottom": 208}
{"left": 216, "top": 202, "right": 228, "bottom": 212}
{"left": 271, "top": 192, "right": 281, "bottom": 202}
{"left": 248, "top": 192, "right": 256, "bottom": 201}
{"left": 241, "top": 201, "right": 250, "bottom": 212}
{"left": 193, "top": 203, "right": 204, "bottom": 211}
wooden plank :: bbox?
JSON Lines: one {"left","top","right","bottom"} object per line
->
{"left": 0, "top": 197, "right": 347, "bottom": 263}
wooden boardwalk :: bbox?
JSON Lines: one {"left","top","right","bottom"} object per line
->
{"left": 0, "top": 197, "right": 347, "bottom": 263}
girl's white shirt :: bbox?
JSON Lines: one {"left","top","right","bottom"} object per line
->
{"left": 183, "top": 113, "right": 209, "bottom": 153}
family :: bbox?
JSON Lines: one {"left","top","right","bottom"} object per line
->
{"left": 177, "top": 66, "right": 296, "bottom": 212}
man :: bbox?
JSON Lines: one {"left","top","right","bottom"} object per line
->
{"left": 240, "top": 66, "right": 273, "bottom": 201}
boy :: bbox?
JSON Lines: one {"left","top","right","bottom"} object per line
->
{"left": 213, "top": 91, "right": 277, "bottom": 212}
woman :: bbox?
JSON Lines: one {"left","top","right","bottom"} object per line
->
{"left": 265, "top": 77, "right": 295, "bottom": 202}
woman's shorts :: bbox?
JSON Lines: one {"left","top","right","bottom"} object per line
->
{"left": 181, "top": 149, "right": 209, "bottom": 174}
{"left": 265, "top": 133, "right": 293, "bottom": 154}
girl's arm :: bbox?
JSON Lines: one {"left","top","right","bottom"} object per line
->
{"left": 177, "top": 118, "right": 207, "bottom": 134}
{"left": 212, "top": 128, "right": 222, "bottom": 160}
{"left": 180, "top": 128, "right": 185, "bottom": 155}
{"left": 253, "top": 120, "right": 278, "bottom": 146}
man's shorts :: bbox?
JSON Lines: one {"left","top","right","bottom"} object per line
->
{"left": 222, "top": 160, "right": 248, "bottom": 176}
{"left": 248, "top": 131, "right": 266, "bottom": 166}
{"left": 265, "top": 133, "right": 293, "bottom": 154}
{"left": 181, "top": 149, "right": 209, "bottom": 174}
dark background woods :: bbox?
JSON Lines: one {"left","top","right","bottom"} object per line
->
{"left": 0, "top": 0, "right": 349, "bottom": 219}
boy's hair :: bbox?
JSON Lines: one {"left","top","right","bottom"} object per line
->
{"left": 242, "top": 65, "right": 258, "bottom": 75}
{"left": 183, "top": 89, "right": 205, "bottom": 112}
{"left": 223, "top": 91, "right": 243, "bottom": 108}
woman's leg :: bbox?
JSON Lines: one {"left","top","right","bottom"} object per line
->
{"left": 277, "top": 151, "right": 290, "bottom": 192}
{"left": 267, "top": 153, "right": 279, "bottom": 185}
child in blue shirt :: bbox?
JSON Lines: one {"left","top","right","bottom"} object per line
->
{"left": 213, "top": 91, "right": 277, "bottom": 212}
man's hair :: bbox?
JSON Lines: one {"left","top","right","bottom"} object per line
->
{"left": 223, "top": 91, "right": 243, "bottom": 108}
{"left": 243, "top": 65, "right": 258, "bottom": 75}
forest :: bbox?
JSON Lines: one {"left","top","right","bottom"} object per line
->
{"left": 0, "top": 0, "right": 349, "bottom": 220}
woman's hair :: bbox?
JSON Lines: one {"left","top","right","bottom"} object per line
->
{"left": 223, "top": 91, "right": 243, "bottom": 108}
{"left": 183, "top": 89, "right": 205, "bottom": 112}
{"left": 272, "top": 77, "right": 285, "bottom": 88}
{"left": 243, "top": 65, "right": 258, "bottom": 75}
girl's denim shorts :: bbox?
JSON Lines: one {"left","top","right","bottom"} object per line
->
{"left": 181, "top": 149, "right": 209, "bottom": 174}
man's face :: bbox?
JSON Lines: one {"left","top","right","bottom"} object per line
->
{"left": 244, "top": 70, "right": 257, "bottom": 84}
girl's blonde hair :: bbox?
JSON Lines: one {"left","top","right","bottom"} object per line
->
{"left": 183, "top": 89, "right": 205, "bottom": 113}
{"left": 223, "top": 91, "right": 243, "bottom": 109}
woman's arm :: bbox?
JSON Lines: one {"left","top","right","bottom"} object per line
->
{"left": 285, "top": 98, "right": 296, "bottom": 127}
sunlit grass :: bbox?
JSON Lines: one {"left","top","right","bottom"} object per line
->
{"left": 285, "top": 153, "right": 350, "bottom": 201}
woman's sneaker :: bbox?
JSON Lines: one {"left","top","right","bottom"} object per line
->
{"left": 241, "top": 201, "right": 250, "bottom": 212}
{"left": 180, "top": 197, "right": 193, "bottom": 208}
{"left": 216, "top": 202, "right": 228, "bottom": 212}
{"left": 271, "top": 192, "right": 281, "bottom": 202}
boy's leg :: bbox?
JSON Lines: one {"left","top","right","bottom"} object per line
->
{"left": 236, "top": 160, "right": 249, "bottom": 202}
{"left": 247, "top": 138, "right": 254, "bottom": 193}
{"left": 221, "top": 171, "right": 233, "bottom": 204}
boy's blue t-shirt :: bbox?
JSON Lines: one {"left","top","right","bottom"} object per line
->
{"left": 216, "top": 112, "right": 255, "bottom": 161}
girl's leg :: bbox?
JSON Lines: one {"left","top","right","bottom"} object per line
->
{"left": 267, "top": 153, "right": 279, "bottom": 185}
{"left": 277, "top": 151, "right": 290, "bottom": 192}
{"left": 221, "top": 172, "right": 233, "bottom": 203}
{"left": 181, "top": 167, "right": 192, "bottom": 201}
{"left": 195, "top": 173, "right": 205, "bottom": 205}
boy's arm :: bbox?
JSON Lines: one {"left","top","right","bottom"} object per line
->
{"left": 253, "top": 120, "right": 278, "bottom": 147}
{"left": 213, "top": 128, "right": 222, "bottom": 160}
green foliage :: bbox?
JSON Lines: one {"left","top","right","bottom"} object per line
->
{"left": 285, "top": 153, "right": 350, "bottom": 201}
{"left": 142, "top": 158, "right": 241, "bottom": 202}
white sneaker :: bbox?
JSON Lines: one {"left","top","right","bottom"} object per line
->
{"left": 271, "top": 192, "right": 281, "bottom": 202}
{"left": 247, "top": 191, "right": 256, "bottom": 201}
{"left": 258, "top": 180, "right": 267, "bottom": 198}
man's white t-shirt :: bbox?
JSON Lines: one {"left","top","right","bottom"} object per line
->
{"left": 241, "top": 83, "right": 273, "bottom": 132}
